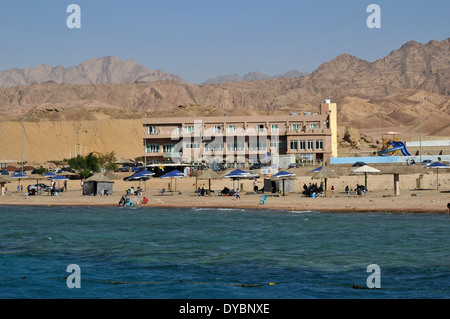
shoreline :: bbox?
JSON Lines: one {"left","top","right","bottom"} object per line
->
{"left": 1, "top": 192, "right": 448, "bottom": 214}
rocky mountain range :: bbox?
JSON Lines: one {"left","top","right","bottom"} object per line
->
{"left": 203, "top": 70, "right": 309, "bottom": 84}
{"left": 0, "top": 56, "right": 186, "bottom": 88}
{"left": 0, "top": 38, "right": 449, "bottom": 134}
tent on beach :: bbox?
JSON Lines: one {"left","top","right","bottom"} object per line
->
{"left": 82, "top": 173, "right": 114, "bottom": 196}
{"left": 270, "top": 170, "right": 296, "bottom": 196}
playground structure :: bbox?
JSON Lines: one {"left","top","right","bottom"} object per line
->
{"left": 377, "top": 132, "right": 411, "bottom": 157}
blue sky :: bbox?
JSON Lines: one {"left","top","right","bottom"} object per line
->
{"left": 0, "top": 0, "right": 448, "bottom": 83}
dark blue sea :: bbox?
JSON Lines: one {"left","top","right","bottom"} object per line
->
{"left": 0, "top": 205, "right": 449, "bottom": 299}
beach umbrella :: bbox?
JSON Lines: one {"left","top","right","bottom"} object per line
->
{"left": 351, "top": 165, "right": 381, "bottom": 191}
{"left": 11, "top": 172, "right": 28, "bottom": 190}
{"left": 124, "top": 170, "right": 155, "bottom": 189}
{"left": 311, "top": 165, "right": 339, "bottom": 197}
{"left": 161, "top": 169, "right": 184, "bottom": 194}
{"left": 310, "top": 167, "right": 323, "bottom": 173}
{"left": 43, "top": 172, "right": 56, "bottom": 178}
{"left": 271, "top": 170, "right": 296, "bottom": 196}
{"left": 197, "top": 168, "right": 221, "bottom": 196}
{"left": 224, "top": 169, "right": 251, "bottom": 190}
{"left": 50, "top": 175, "right": 69, "bottom": 194}
{"left": 426, "top": 162, "right": 450, "bottom": 190}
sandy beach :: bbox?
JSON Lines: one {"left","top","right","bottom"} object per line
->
{"left": 1, "top": 170, "right": 449, "bottom": 213}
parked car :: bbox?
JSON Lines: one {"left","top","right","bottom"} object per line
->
{"left": 57, "top": 167, "right": 75, "bottom": 173}
{"left": 27, "top": 183, "right": 52, "bottom": 192}
{"left": 352, "top": 161, "right": 366, "bottom": 167}
{"left": 249, "top": 163, "right": 264, "bottom": 170}
{"left": 0, "top": 169, "right": 9, "bottom": 175}
{"left": 116, "top": 166, "right": 130, "bottom": 172}
{"left": 288, "top": 163, "right": 300, "bottom": 169}
{"left": 421, "top": 159, "right": 432, "bottom": 166}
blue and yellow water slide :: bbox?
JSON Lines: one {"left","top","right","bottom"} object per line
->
{"left": 377, "top": 141, "right": 411, "bottom": 156}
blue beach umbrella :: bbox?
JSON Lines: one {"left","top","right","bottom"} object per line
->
{"left": 224, "top": 169, "right": 250, "bottom": 178}
{"left": 426, "top": 162, "right": 450, "bottom": 190}
{"left": 161, "top": 169, "right": 184, "bottom": 194}
{"left": 224, "top": 169, "right": 252, "bottom": 190}
{"left": 51, "top": 175, "right": 69, "bottom": 192}
{"left": 310, "top": 166, "right": 323, "bottom": 173}
{"left": 43, "top": 172, "right": 56, "bottom": 178}
{"left": 124, "top": 170, "right": 155, "bottom": 189}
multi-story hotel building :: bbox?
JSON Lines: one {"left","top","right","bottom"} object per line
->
{"left": 142, "top": 100, "right": 337, "bottom": 168}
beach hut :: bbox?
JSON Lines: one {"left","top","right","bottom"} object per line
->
{"left": 0, "top": 176, "right": 10, "bottom": 196}
{"left": 197, "top": 168, "right": 221, "bottom": 196}
{"left": 161, "top": 169, "right": 184, "bottom": 194}
{"left": 351, "top": 165, "right": 381, "bottom": 192}
{"left": 426, "top": 162, "right": 450, "bottom": 190}
{"left": 270, "top": 170, "right": 296, "bottom": 196}
{"left": 311, "top": 165, "right": 339, "bottom": 197}
{"left": 83, "top": 173, "right": 114, "bottom": 196}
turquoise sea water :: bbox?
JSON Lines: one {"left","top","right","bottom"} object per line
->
{"left": 0, "top": 205, "right": 449, "bottom": 299}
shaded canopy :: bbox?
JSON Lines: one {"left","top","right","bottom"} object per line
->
{"left": 311, "top": 166, "right": 339, "bottom": 180}
{"left": 351, "top": 165, "right": 380, "bottom": 191}
{"left": 351, "top": 165, "right": 381, "bottom": 174}
{"left": 197, "top": 169, "right": 221, "bottom": 180}
{"left": 311, "top": 165, "right": 339, "bottom": 197}
{"left": 271, "top": 170, "right": 296, "bottom": 180}
{"left": 0, "top": 176, "right": 11, "bottom": 183}
{"left": 426, "top": 161, "right": 450, "bottom": 190}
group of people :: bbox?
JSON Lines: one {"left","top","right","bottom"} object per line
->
{"left": 118, "top": 194, "right": 148, "bottom": 207}
{"left": 302, "top": 183, "right": 324, "bottom": 198}
{"left": 125, "top": 186, "right": 142, "bottom": 196}
{"left": 345, "top": 184, "right": 367, "bottom": 195}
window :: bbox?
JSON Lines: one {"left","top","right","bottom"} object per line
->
{"left": 270, "top": 141, "right": 286, "bottom": 148}
{"left": 307, "top": 140, "right": 314, "bottom": 150}
{"left": 256, "top": 124, "right": 265, "bottom": 132}
{"left": 248, "top": 141, "right": 267, "bottom": 151}
{"left": 214, "top": 125, "right": 222, "bottom": 133}
{"left": 290, "top": 140, "right": 298, "bottom": 150}
{"left": 148, "top": 125, "right": 156, "bottom": 135}
{"left": 163, "top": 144, "right": 175, "bottom": 153}
{"left": 227, "top": 125, "right": 236, "bottom": 133}
{"left": 186, "top": 125, "right": 195, "bottom": 133}
{"left": 309, "top": 123, "right": 318, "bottom": 130}
{"left": 146, "top": 144, "right": 160, "bottom": 153}
{"left": 315, "top": 139, "right": 323, "bottom": 150}
{"left": 299, "top": 140, "right": 306, "bottom": 150}
{"left": 185, "top": 142, "right": 201, "bottom": 149}
{"left": 205, "top": 142, "right": 224, "bottom": 151}
{"left": 271, "top": 124, "right": 279, "bottom": 132}
{"left": 227, "top": 142, "right": 245, "bottom": 151}
{"left": 291, "top": 124, "right": 300, "bottom": 131}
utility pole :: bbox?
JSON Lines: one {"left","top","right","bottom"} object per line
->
{"left": 21, "top": 116, "right": 32, "bottom": 173}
